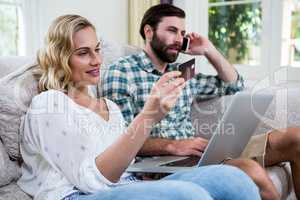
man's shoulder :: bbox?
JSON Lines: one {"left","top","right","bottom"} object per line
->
{"left": 109, "top": 52, "right": 144, "bottom": 71}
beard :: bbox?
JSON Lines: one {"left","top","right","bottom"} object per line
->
{"left": 150, "top": 32, "right": 180, "bottom": 63}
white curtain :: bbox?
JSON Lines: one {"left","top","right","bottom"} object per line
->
{"left": 128, "top": 0, "right": 160, "bottom": 48}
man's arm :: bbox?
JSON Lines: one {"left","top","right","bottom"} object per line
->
{"left": 138, "top": 137, "right": 208, "bottom": 157}
{"left": 204, "top": 43, "right": 237, "bottom": 83}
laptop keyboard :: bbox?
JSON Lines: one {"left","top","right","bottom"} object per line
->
{"left": 161, "top": 156, "right": 200, "bottom": 167}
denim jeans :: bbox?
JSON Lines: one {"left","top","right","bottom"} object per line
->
{"left": 64, "top": 165, "right": 261, "bottom": 200}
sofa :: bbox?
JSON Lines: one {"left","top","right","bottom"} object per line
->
{"left": 0, "top": 40, "right": 297, "bottom": 200}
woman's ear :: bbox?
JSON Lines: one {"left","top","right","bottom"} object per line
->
{"left": 144, "top": 24, "right": 153, "bottom": 42}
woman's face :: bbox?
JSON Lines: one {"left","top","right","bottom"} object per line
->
{"left": 69, "top": 26, "right": 102, "bottom": 86}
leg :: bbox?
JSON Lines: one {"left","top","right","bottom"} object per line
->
{"left": 225, "top": 158, "right": 280, "bottom": 200}
{"left": 264, "top": 127, "right": 300, "bottom": 200}
{"left": 164, "top": 164, "right": 261, "bottom": 200}
{"left": 76, "top": 180, "right": 213, "bottom": 200}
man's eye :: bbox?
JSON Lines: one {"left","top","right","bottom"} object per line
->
{"left": 169, "top": 29, "right": 177, "bottom": 33}
{"left": 95, "top": 48, "right": 101, "bottom": 53}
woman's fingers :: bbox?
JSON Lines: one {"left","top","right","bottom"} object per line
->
{"left": 157, "top": 71, "right": 181, "bottom": 86}
{"left": 160, "top": 81, "right": 186, "bottom": 111}
{"left": 163, "top": 77, "right": 185, "bottom": 92}
{"left": 144, "top": 71, "right": 186, "bottom": 121}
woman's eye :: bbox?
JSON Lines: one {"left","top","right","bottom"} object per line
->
{"left": 78, "top": 52, "right": 88, "bottom": 56}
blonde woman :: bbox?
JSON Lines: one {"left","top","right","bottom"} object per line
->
{"left": 17, "top": 14, "right": 260, "bottom": 200}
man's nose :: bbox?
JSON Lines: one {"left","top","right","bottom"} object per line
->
{"left": 175, "top": 33, "right": 183, "bottom": 44}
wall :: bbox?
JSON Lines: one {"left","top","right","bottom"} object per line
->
{"left": 25, "top": 0, "right": 128, "bottom": 55}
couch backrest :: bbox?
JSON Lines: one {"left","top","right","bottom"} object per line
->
{"left": 191, "top": 87, "right": 300, "bottom": 140}
{"left": 0, "top": 56, "right": 35, "bottom": 79}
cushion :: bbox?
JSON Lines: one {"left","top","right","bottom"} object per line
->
{"left": 0, "top": 56, "right": 34, "bottom": 79}
{"left": 0, "top": 182, "right": 31, "bottom": 200}
{"left": 252, "top": 86, "right": 300, "bottom": 134}
{"left": 101, "top": 39, "right": 141, "bottom": 67}
{"left": 266, "top": 163, "right": 291, "bottom": 200}
{"left": 0, "top": 140, "right": 21, "bottom": 186}
{"left": 0, "top": 61, "right": 38, "bottom": 160}
{"left": 191, "top": 87, "right": 300, "bottom": 138}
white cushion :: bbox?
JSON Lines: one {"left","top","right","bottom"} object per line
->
{"left": 0, "top": 141, "right": 21, "bottom": 186}
{"left": 0, "top": 61, "right": 38, "bottom": 160}
{"left": 0, "top": 56, "right": 34, "bottom": 79}
{"left": 0, "top": 182, "right": 31, "bottom": 200}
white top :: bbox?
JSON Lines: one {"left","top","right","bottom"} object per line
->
{"left": 17, "top": 90, "right": 137, "bottom": 200}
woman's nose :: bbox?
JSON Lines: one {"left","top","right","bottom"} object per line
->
{"left": 91, "top": 53, "right": 102, "bottom": 66}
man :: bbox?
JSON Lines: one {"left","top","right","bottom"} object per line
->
{"left": 102, "top": 4, "right": 300, "bottom": 200}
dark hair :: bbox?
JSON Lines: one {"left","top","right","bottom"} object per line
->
{"left": 139, "top": 4, "right": 185, "bottom": 40}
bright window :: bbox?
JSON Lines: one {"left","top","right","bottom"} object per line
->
{"left": 290, "top": 0, "right": 300, "bottom": 66}
{"left": 208, "top": 0, "right": 262, "bottom": 66}
{"left": 175, "top": 0, "right": 300, "bottom": 81}
{"left": 0, "top": 0, "right": 24, "bottom": 56}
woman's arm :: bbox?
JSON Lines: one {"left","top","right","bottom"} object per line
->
{"left": 95, "top": 71, "right": 185, "bottom": 182}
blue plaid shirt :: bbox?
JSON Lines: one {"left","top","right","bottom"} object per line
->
{"left": 101, "top": 51, "right": 244, "bottom": 139}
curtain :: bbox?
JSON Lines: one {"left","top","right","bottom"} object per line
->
{"left": 128, "top": 0, "right": 160, "bottom": 48}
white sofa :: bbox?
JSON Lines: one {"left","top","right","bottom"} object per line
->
{"left": 0, "top": 41, "right": 297, "bottom": 200}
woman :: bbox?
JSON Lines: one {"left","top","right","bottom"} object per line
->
{"left": 17, "top": 14, "right": 261, "bottom": 200}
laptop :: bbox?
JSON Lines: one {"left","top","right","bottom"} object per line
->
{"left": 126, "top": 92, "right": 273, "bottom": 174}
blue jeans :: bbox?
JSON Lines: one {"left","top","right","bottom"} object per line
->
{"left": 64, "top": 165, "right": 261, "bottom": 200}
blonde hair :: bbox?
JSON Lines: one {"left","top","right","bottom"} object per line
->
{"left": 37, "top": 14, "right": 95, "bottom": 92}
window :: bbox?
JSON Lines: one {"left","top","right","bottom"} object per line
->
{"left": 175, "top": 0, "right": 300, "bottom": 82}
{"left": 208, "top": 0, "right": 262, "bottom": 66}
{"left": 0, "top": 0, "right": 24, "bottom": 56}
{"left": 290, "top": 0, "right": 300, "bottom": 66}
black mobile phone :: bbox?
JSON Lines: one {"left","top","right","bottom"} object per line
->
{"left": 178, "top": 58, "right": 195, "bottom": 81}
{"left": 181, "top": 37, "right": 190, "bottom": 52}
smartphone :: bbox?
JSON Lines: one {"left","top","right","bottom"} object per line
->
{"left": 181, "top": 37, "right": 190, "bottom": 52}
{"left": 178, "top": 58, "right": 195, "bottom": 81}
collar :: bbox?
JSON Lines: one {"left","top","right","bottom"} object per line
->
{"left": 137, "top": 51, "right": 178, "bottom": 74}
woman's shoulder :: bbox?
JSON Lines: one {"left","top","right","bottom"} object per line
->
{"left": 30, "top": 89, "right": 67, "bottom": 109}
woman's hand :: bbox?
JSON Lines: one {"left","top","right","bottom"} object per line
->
{"left": 141, "top": 71, "right": 186, "bottom": 124}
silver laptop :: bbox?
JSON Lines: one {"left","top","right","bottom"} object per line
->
{"left": 126, "top": 92, "right": 273, "bottom": 174}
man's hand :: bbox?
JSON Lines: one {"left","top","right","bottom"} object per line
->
{"left": 183, "top": 32, "right": 238, "bottom": 83}
{"left": 166, "top": 138, "right": 209, "bottom": 157}
{"left": 184, "top": 33, "right": 215, "bottom": 56}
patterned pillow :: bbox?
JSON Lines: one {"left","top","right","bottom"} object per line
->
{"left": 0, "top": 140, "right": 21, "bottom": 186}
{"left": 0, "top": 61, "right": 38, "bottom": 160}
{"left": 0, "top": 56, "right": 34, "bottom": 79}
{"left": 0, "top": 182, "right": 31, "bottom": 199}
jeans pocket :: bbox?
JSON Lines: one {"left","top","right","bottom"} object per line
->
{"left": 62, "top": 191, "right": 80, "bottom": 200}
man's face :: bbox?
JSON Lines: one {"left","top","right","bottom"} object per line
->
{"left": 150, "top": 16, "right": 186, "bottom": 63}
